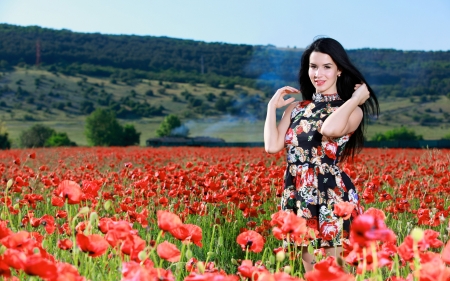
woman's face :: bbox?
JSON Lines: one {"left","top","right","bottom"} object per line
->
{"left": 308, "top": 51, "right": 341, "bottom": 95}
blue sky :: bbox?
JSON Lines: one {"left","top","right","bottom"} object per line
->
{"left": 0, "top": 0, "right": 449, "bottom": 51}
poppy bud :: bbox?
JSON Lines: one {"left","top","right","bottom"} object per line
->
{"left": 268, "top": 255, "right": 275, "bottom": 265}
{"left": 13, "top": 203, "right": 20, "bottom": 210}
{"left": 276, "top": 249, "right": 286, "bottom": 262}
{"left": 185, "top": 249, "right": 193, "bottom": 259}
{"left": 103, "top": 200, "right": 112, "bottom": 211}
{"left": 89, "top": 212, "right": 98, "bottom": 225}
{"left": 78, "top": 207, "right": 90, "bottom": 215}
{"left": 196, "top": 261, "right": 205, "bottom": 274}
{"left": 411, "top": 227, "right": 424, "bottom": 242}
{"left": 283, "top": 265, "right": 291, "bottom": 273}
{"left": 138, "top": 250, "right": 147, "bottom": 261}
{"left": 0, "top": 245, "right": 6, "bottom": 255}
{"left": 231, "top": 258, "right": 239, "bottom": 265}
{"left": 7, "top": 179, "right": 13, "bottom": 189}
{"left": 207, "top": 251, "right": 214, "bottom": 258}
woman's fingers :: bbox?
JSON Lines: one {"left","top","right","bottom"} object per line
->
{"left": 283, "top": 97, "right": 296, "bottom": 106}
{"left": 278, "top": 86, "right": 300, "bottom": 93}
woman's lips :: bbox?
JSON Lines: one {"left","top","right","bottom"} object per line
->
{"left": 315, "top": 80, "right": 325, "bottom": 86}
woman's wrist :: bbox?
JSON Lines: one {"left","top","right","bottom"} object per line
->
{"left": 267, "top": 102, "right": 278, "bottom": 111}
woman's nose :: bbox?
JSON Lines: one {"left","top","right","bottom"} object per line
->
{"left": 314, "top": 68, "right": 320, "bottom": 77}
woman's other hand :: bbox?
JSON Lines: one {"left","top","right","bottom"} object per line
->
{"left": 352, "top": 83, "right": 370, "bottom": 105}
{"left": 268, "top": 86, "right": 300, "bottom": 109}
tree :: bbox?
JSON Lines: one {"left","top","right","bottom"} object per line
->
{"left": 156, "top": 114, "right": 183, "bottom": 137}
{"left": 214, "top": 97, "right": 228, "bottom": 112}
{"left": 122, "top": 124, "right": 141, "bottom": 146}
{"left": 0, "top": 121, "right": 10, "bottom": 149}
{"left": 80, "top": 101, "right": 95, "bottom": 114}
{"left": 371, "top": 127, "right": 423, "bottom": 141}
{"left": 45, "top": 132, "right": 76, "bottom": 147}
{"left": 85, "top": 109, "right": 123, "bottom": 146}
{"left": 19, "top": 124, "right": 55, "bottom": 148}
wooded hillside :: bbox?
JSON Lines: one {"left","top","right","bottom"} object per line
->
{"left": 1, "top": 23, "right": 450, "bottom": 98}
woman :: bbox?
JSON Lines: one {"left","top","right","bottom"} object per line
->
{"left": 264, "top": 37, "right": 379, "bottom": 272}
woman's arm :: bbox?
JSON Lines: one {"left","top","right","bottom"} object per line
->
{"left": 264, "top": 86, "right": 300, "bottom": 153}
{"left": 321, "top": 83, "right": 370, "bottom": 137}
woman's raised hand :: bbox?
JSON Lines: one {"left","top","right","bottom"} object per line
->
{"left": 352, "top": 83, "right": 370, "bottom": 105}
{"left": 268, "top": 86, "right": 300, "bottom": 109}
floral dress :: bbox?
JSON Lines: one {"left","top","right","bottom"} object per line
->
{"left": 281, "top": 92, "right": 361, "bottom": 247}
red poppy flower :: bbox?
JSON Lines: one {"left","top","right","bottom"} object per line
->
{"left": 413, "top": 257, "right": 450, "bottom": 281}
{"left": 0, "top": 255, "right": 12, "bottom": 278}
{"left": 2, "top": 248, "right": 27, "bottom": 270}
{"left": 272, "top": 211, "right": 307, "bottom": 244}
{"left": 156, "top": 241, "right": 181, "bottom": 262}
{"left": 23, "top": 254, "right": 58, "bottom": 280}
{"left": 442, "top": 240, "right": 450, "bottom": 266}
{"left": 55, "top": 262, "right": 84, "bottom": 281}
{"left": 304, "top": 256, "right": 354, "bottom": 281}
{"left": 184, "top": 272, "right": 239, "bottom": 281}
{"left": 364, "top": 207, "right": 386, "bottom": 220}
{"left": 57, "top": 239, "right": 73, "bottom": 250}
{"left": 51, "top": 196, "right": 64, "bottom": 207}
{"left": 76, "top": 233, "right": 109, "bottom": 257}
{"left": 40, "top": 214, "right": 56, "bottom": 234}
{"left": 120, "top": 234, "right": 146, "bottom": 262}
{"left": 417, "top": 229, "right": 443, "bottom": 250}
{"left": 258, "top": 272, "right": 305, "bottom": 281}
{"left": 55, "top": 210, "right": 67, "bottom": 219}
{"left": 55, "top": 180, "right": 82, "bottom": 204}
{"left": 186, "top": 257, "right": 198, "bottom": 272}
{"left": 169, "top": 224, "right": 203, "bottom": 247}
{"left": 236, "top": 230, "right": 264, "bottom": 253}
{"left": 1, "top": 231, "right": 30, "bottom": 249}
{"left": 122, "top": 261, "right": 173, "bottom": 281}
{"left": 350, "top": 214, "right": 396, "bottom": 247}
{"left": 237, "top": 260, "right": 268, "bottom": 279}
{"left": 333, "top": 202, "right": 355, "bottom": 220}
{"left": 0, "top": 221, "right": 13, "bottom": 239}
{"left": 105, "top": 220, "right": 136, "bottom": 247}
{"left": 157, "top": 210, "right": 182, "bottom": 232}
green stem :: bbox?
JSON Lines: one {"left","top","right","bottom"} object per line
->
{"left": 205, "top": 224, "right": 217, "bottom": 264}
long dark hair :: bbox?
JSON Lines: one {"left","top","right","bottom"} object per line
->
{"left": 298, "top": 37, "right": 379, "bottom": 161}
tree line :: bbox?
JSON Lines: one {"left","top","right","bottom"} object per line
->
{"left": 1, "top": 24, "right": 450, "bottom": 97}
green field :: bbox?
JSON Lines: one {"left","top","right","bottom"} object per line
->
{"left": 1, "top": 68, "right": 450, "bottom": 147}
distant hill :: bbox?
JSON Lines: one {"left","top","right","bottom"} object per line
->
{"left": 1, "top": 23, "right": 450, "bottom": 98}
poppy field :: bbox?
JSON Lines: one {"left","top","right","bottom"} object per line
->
{"left": 1, "top": 146, "right": 450, "bottom": 280}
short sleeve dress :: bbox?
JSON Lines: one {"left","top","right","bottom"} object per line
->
{"left": 281, "top": 92, "right": 362, "bottom": 247}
